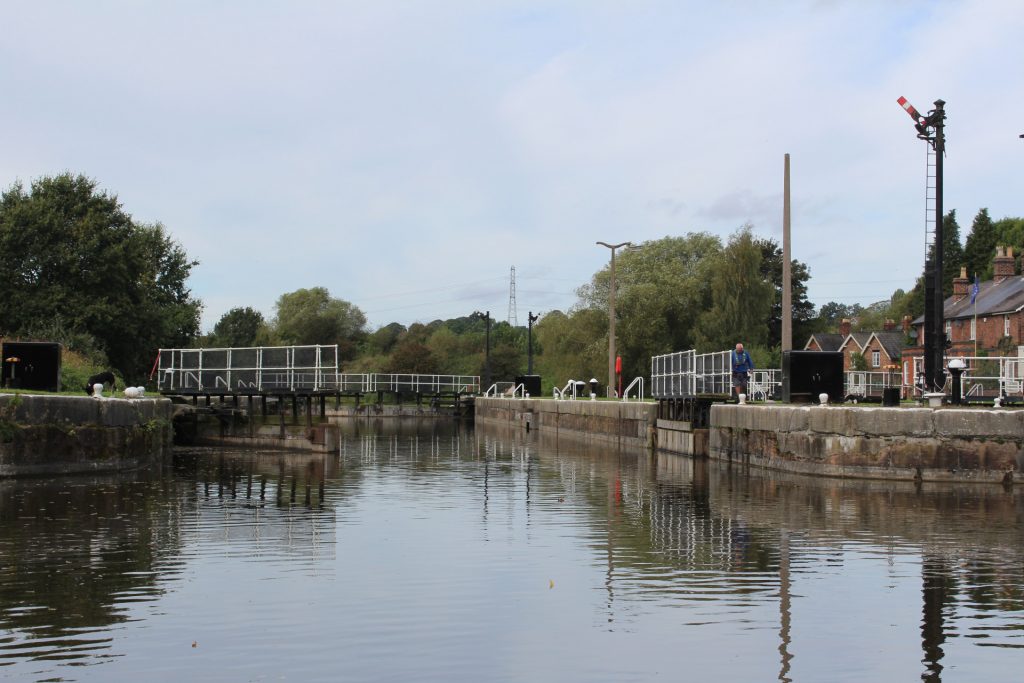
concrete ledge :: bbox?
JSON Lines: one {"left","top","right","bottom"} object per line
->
{"left": 475, "top": 397, "right": 656, "bottom": 449}
{"left": 710, "top": 403, "right": 1022, "bottom": 483}
{"left": 0, "top": 393, "right": 173, "bottom": 477}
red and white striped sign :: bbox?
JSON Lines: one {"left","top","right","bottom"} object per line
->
{"left": 897, "top": 96, "right": 921, "bottom": 122}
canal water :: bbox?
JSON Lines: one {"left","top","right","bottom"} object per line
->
{"left": 1, "top": 420, "right": 1022, "bottom": 682}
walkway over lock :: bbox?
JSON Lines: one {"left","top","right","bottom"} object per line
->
{"left": 156, "top": 345, "right": 479, "bottom": 396}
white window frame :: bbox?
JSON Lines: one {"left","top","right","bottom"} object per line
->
{"left": 945, "top": 320, "right": 952, "bottom": 338}
{"left": 872, "top": 350, "right": 880, "bottom": 367}
{"left": 1005, "top": 315, "right": 1011, "bottom": 338}
{"left": 970, "top": 318, "right": 976, "bottom": 340}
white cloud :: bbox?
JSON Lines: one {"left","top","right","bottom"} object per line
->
{"left": 1, "top": 0, "right": 1022, "bottom": 332}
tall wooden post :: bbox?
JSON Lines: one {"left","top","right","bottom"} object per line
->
{"left": 782, "top": 154, "right": 792, "bottom": 352}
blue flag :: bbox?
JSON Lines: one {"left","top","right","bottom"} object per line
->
{"left": 971, "top": 274, "right": 980, "bottom": 305}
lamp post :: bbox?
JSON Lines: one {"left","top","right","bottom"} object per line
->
{"left": 597, "top": 241, "right": 631, "bottom": 397}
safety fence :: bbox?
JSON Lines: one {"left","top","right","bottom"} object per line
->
{"left": 908, "top": 355, "right": 1024, "bottom": 399}
{"left": 156, "top": 346, "right": 478, "bottom": 394}
{"left": 651, "top": 350, "right": 733, "bottom": 398}
{"left": 652, "top": 347, "right": 1024, "bottom": 402}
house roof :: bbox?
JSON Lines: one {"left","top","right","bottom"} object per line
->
{"left": 842, "top": 332, "right": 872, "bottom": 351}
{"left": 865, "top": 331, "right": 906, "bottom": 361}
{"left": 804, "top": 333, "right": 844, "bottom": 351}
{"left": 912, "top": 276, "right": 1024, "bottom": 324}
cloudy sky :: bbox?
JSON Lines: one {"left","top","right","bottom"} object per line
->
{"left": 2, "top": 1, "right": 1022, "bottom": 331}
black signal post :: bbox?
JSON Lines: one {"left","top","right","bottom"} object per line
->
{"left": 898, "top": 97, "right": 947, "bottom": 392}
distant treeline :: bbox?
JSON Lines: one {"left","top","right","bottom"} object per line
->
{"left": 3, "top": 174, "right": 1021, "bottom": 390}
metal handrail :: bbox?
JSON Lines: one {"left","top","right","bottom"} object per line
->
{"left": 622, "top": 376, "right": 644, "bottom": 401}
{"left": 511, "top": 383, "right": 526, "bottom": 398}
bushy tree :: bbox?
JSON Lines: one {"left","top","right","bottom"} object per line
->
{"left": 385, "top": 339, "right": 440, "bottom": 374}
{"left": 212, "top": 307, "right": 265, "bottom": 347}
{"left": 577, "top": 233, "right": 722, "bottom": 378}
{"left": 272, "top": 287, "right": 366, "bottom": 358}
{"left": 963, "top": 208, "right": 997, "bottom": 281}
{"left": 694, "top": 226, "right": 773, "bottom": 351}
{"left": 0, "top": 173, "right": 201, "bottom": 379}
{"left": 755, "top": 237, "right": 815, "bottom": 347}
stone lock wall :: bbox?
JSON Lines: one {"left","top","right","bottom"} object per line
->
{"left": 474, "top": 398, "right": 656, "bottom": 448}
{"left": 0, "top": 394, "right": 174, "bottom": 477}
{"left": 710, "top": 404, "right": 1023, "bottom": 483}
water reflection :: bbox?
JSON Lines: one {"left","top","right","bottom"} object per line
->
{"left": 0, "top": 420, "right": 1021, "bottom": 682}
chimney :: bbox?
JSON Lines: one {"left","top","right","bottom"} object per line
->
{"left": 952, "top": 266, "right": 969, "bottom": 297}
{"left": 883, "top": 318, "right": 895, "bottom": 331}
{"left": 839, "top": 318, "right": 851, "bottom": 337}
{"left": 901, "top": 315, "right": 911, "bottom": 334}
{"left": 994, "top": 245, "right": 1015, "bottom": 282}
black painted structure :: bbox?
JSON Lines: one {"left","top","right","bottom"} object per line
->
{"left": 1, "top": 342, "right": 62, "bottom": 392}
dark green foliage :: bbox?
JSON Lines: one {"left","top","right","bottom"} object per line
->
{"left": 272, "top": 287, "right": 367, "bottom": 360}
{"left": 755, "top": 237, "right": 816, "bottom": 346}
{"left": 932, "top": 210, "right": 964, "bottom": 297}
{"left": 212, "top": 307, "right": 265, "bottom": 347}
{"left": 694, "top": 226, "right": 773, "bottom": 351}
{"left": 386, "top": 339, "right": 440, "bottom": 374}
{"left": 963, "top": 208, "right": 997, "bottom": 281}
{"left": 0, "top": 174, "right": 201, "bottom": 380}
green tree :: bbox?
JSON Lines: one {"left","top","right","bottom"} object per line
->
{"left": 272, "top": 287, "right": 367, "bottom": 358}
{"left": 754, "top": 237, "right": 815, "bottom": 346}
{"left": 963, "top": 208, "right": 997, "bottom": 281}
{"left": 0, "top": 174, "right": 201, "bottom": 378}
{"left": 211, "top": 307, "right": 265, "bottom": 347}
{"left": 534, "top": 309, "right": 606, "bottom": 387}
{"left": 385, "top": 339, "right": 440, "bottom": 373}
{"left": 931, "top": 210, "right": 964, "bottom": 297}
{"left": 817, "top": 301, "right": 860, "bottom": 330}
{"left": 577, "top": 233, "right": 722, "bottom": 378}
{"left": 693, "top": 226, "right": 773, "bottom": 351}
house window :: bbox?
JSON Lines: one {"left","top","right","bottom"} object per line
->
{"left": 872, "top": 350, "right": 880, "bottom": 367}
{"left": 970, "top": 318, "right": 976, "bottom": 340}
{"left": 945, "top": 320, "right": 952, "bottom": 338}
{"left": 1005, "top": 315, "right": 1011, "bottom": 337}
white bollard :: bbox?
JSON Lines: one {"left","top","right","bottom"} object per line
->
{"left": 92, "top": 383, "right": 104, "bottom": 398}
{"left": 738, "top": 393, "right": 747, "bottom": 405}
{"left": 136, "top": 386, "right": 146, "bottom": 397}
{"left": 124, "top": 387, "right": 140, "bottom": 399}
{"left": 819, "top": 392, "right": 829, "bottom": 405}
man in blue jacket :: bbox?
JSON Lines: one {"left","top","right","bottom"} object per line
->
{"left": 731, "top": 343, "right": 754, "bottom": 400}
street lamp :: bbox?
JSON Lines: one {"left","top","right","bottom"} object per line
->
{"left": 597, "top": 241, "right": 631, "bottom": 397}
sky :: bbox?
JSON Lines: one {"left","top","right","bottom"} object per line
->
{"left": 2, "top": 0, "right": 1022, "bottom": 332}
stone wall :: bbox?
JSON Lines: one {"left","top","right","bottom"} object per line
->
{"left": 710, "top": 404, "right": 1023, "bottom": 483}
{"left": 475, "top": 398, "right": 655, "bottom": 448}
{"left": 0, "top": 393, "right": 173, "bottom": 477}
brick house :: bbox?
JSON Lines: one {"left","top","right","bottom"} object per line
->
{"left": 805, "top": 319, "right": 907, "bottom": 372}
{"left": 902, "top": 247, "right": 1024, "bottom": 386}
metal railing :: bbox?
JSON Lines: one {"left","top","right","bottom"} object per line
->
{"left": 622, "top": 376, "right": 644, "bottom": 401}
{"left": 748, "top": 369, "right": 780, "bottom": 401}
{"left": 845, "top": 371, "right": 900, "bottom": 399}
{"left": 553, "top": 379, "right": 588, "bottom": 400}
{"left": 651, "top": 349, "right": 732, "bottom": 399}
{"left": 157, "top": 345, "right": 479, "bottom": 395}
{"left": 909, "top": 355, "right": 1024, "bottom": 399}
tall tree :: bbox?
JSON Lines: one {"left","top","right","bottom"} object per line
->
{"left": 934, "top": 210, "right": 964, "bottom": 297}
{"left": 693, "top": 226, "right": 773, "bottom": 351}
{"left": 0, "top": 174, "right": 201, "bottom": 378}
{"left": 577, "top": 233, "right": 722, "bottom": 378}
{"left": 963, "top": 208, "right": 997, "bottom": 281}
{"left": 754, "top": 237, "right": 815, "bottom": 347}
{"left": 211, "top": 307, "right": 265, "bottom": 347}
{"left": 272, "top": 287, "right": 367, "bottom": 358}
